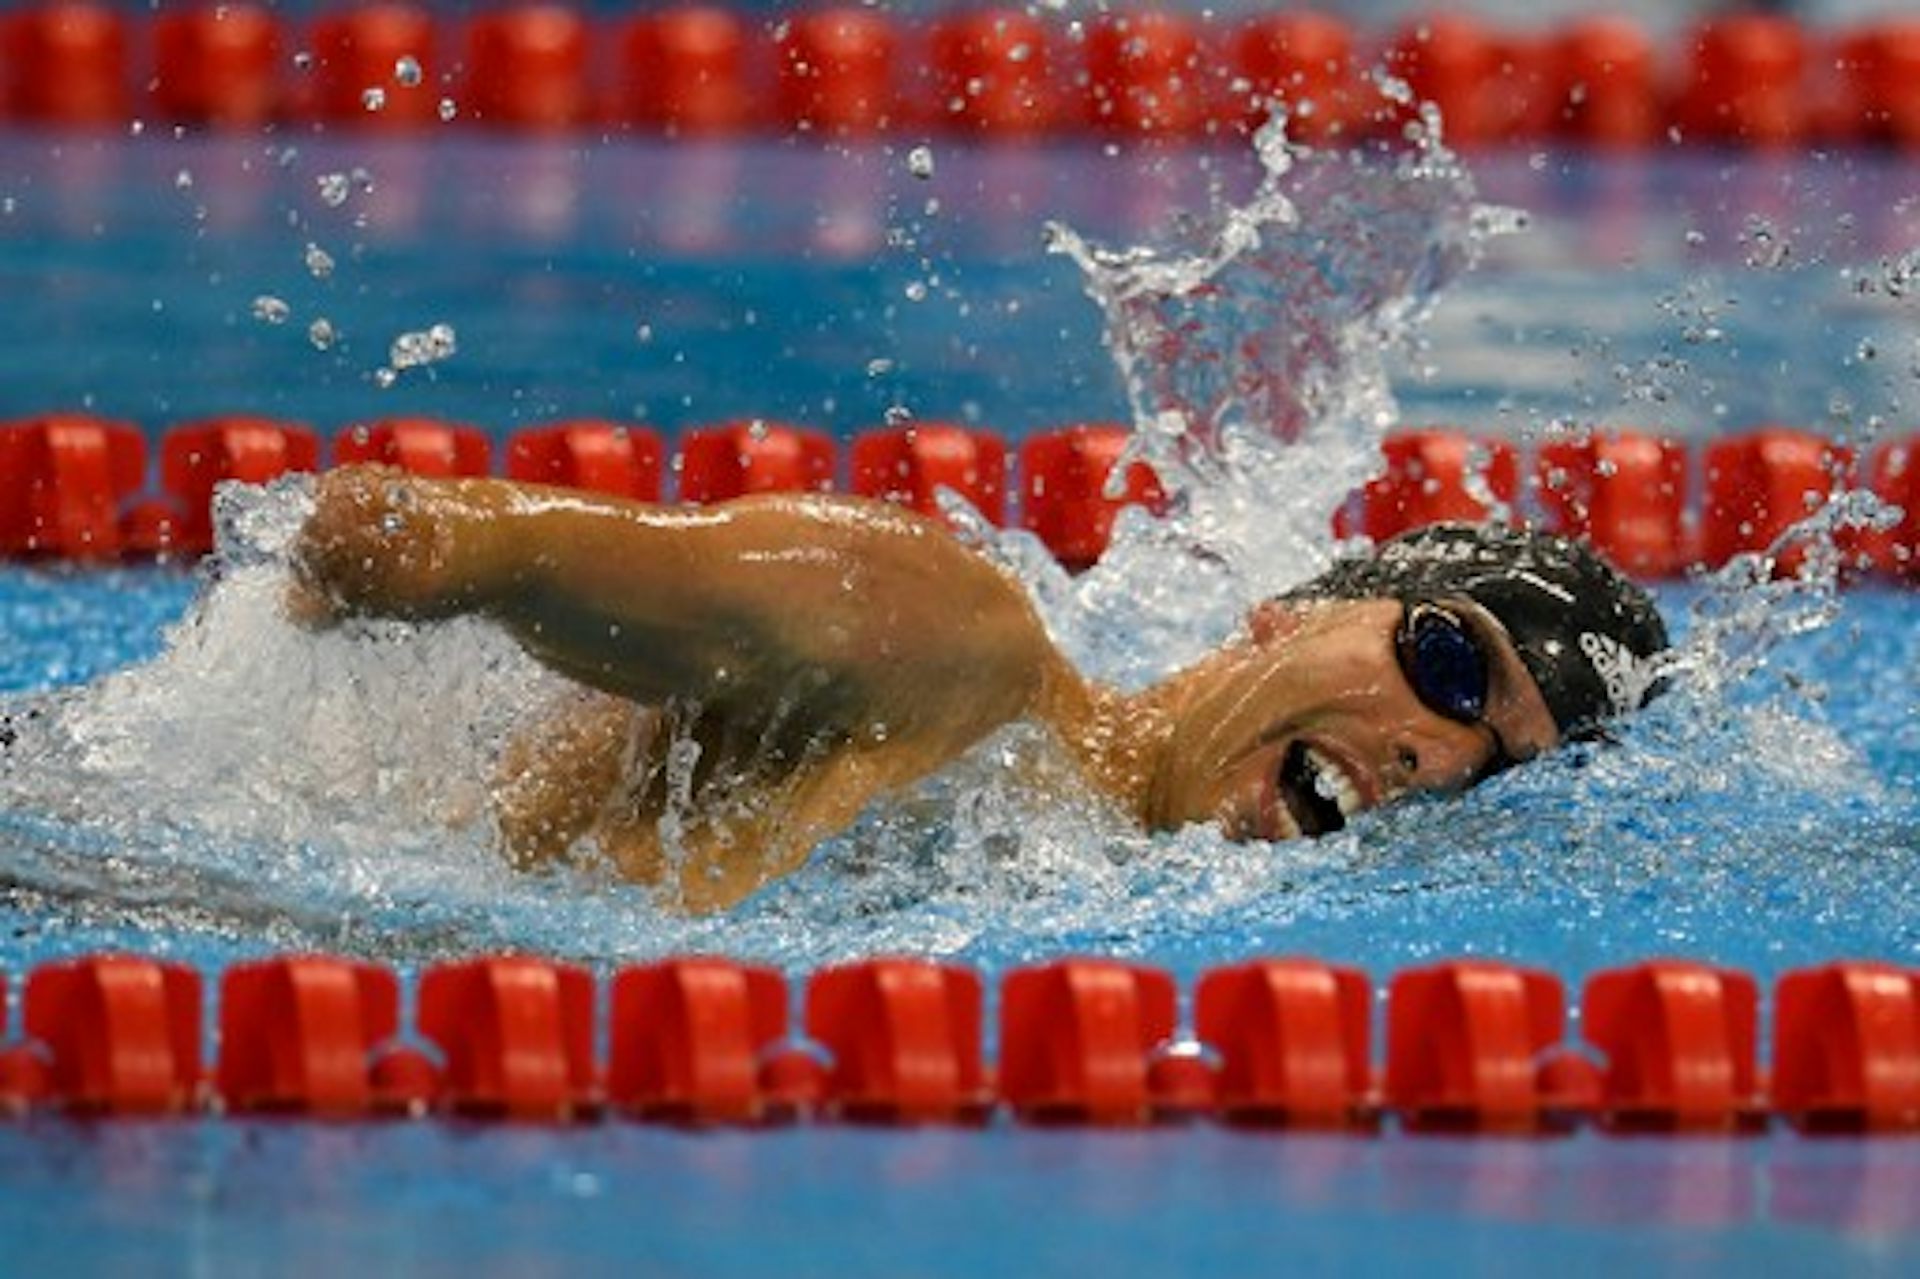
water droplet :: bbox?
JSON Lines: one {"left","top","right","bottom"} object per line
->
{"left": 362, "top": 87, "right": 387, "bottom": 113}
{"left": 303, "top": 242, "right": 335, "bottom": 279}
{"left": 393, "top": 55, "right": 422, "bottom": 88}
{"left": 906, "top": 145, "right": 936, "bottom": 179}
{"left": 251, "top": 296, "right": 290, "bottom": 325}
{"left": 388, "top": 322, "right": 457, "bottom": 370}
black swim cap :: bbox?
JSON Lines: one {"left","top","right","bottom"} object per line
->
{"left": 1289, "top": 522, "right": 1669, "bottom": 738}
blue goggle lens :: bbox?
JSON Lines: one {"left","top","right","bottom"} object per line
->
{"left": 1399, "top": 603, "right": 1490, "bottom": 725}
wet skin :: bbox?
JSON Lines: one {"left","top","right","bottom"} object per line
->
{"left": 292, "top": 465, "right": 1560, "bottom": 911}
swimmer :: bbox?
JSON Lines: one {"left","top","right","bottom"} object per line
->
{"left": 290, "top": 464, "right": 1668, "bottom": 911}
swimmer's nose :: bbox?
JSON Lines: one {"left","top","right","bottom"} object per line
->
{"left": 1385, "top": 718, "right": 1499, "bottom": 796}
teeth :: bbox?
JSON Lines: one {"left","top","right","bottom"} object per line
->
{"left": 1304, "top": 746, "right": 1362, "bottom": 817}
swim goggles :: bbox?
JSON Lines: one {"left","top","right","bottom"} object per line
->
{"left": 1395, "top": 601, "right": 1518, "bottom": 778}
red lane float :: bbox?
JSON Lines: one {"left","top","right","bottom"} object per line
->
{"left": 23, "top": 956, "right": 202, "bottom": 1114}
{"left": 307, "top": 3, "right": 441, "bottom": 129}
{"left": 1581, "top": 960, "right": 1763, "bottom": 1133}
{"left": 1536, "top": 431, "right": 1689, "bottom": 578}
{"left": 1677, "top": 15, "right": 1808, "bottom": 147}
{"left": 806, "top": 958, "right": 990, "bottom": 1123}
{"left": 152, "top": 4, "right": 284, "bottom": 128}
{"left": 1554, "top": 17, "right": 1661, "bottom": 148}
{"left": 998, "top": 959, "right": 1178, "bottom": 1124}
{"left": 678, "top": 420, "right": 836, "bottom": 501}
{"left": 3, "top": 2, "right": 128, "bottom": 125}
{"left": 1773, "top": 962, "right": 1920, "bottom": 1133}
{"left": 1860, "top": 435, "right": 1917, "bottom": 576}
{"left": 1338, "top": 430, "right": 1519, "bottom": 543}
{"left": 1019, "top": 425, "right": 1166, "bottom": 571}
{"left": 1195, "top": 958, "right": 1374, "bottom": 1128}
{"left": 463, "top": 4, "right": 590, "bottom": 131}
{"left": 929, "top": 9, "right": 1056, "bottom": 135}
{"left": 1836, "top": 22, "right": 1920, "bottom": 148}
{"left": 1, "top": 952, "right": 1920, "bottom": 1131}
{"left": 156, "top": 418, "right": 320, "bottom": 556}
{"left": 1228, "top": 12, "right": 1360, "bottom": 142}
{"left": 1701, "top": 427, "right": 1850, "bottom": 571}
{"left": 849, "top": 423, "right": 1007, "bottom": 525}
{"left": 1084, "top": 11, "right": 1208, "bottom": 138}
{"left": 616, "top": 6, "right": 755, "bottom": 134}
{"left": 416, "top": 956, "right": 597, "bottom": 1120}
{"left": 0, "top": 415, "right": 145, "bottom": 560}
{"left": 1384, "top": 960, "right": 1569, "bottom": 1133}
{"left": 607, "top": 958, "right": 788, "bottom": 1122}
{"left": 333, "top": 417, "right": 492, "bottom": 476}
{"left": 217, "top": 956, "right": 400, "bottom": 1116}
{"left": 1384, "top": 13, "right": 1497, "bottom": 146}
{"left": 775, "top": 8, "right": 897, "bottom": 137}
{"left": 505, "top": 421, "right": 665, "bottom": 500}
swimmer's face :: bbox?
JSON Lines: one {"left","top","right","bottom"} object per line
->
{"left": 1153, "top": 596, "right": 1561, "bottom": 842}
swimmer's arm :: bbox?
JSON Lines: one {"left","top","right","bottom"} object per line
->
{"left": 294, "top": 466, "right": 1074, "bottom": 752}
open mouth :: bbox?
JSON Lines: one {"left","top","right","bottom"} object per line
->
{"left": 1277, "top": 740, "right": 1362, "bottom": 838}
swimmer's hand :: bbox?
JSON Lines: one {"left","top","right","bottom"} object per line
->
{"left": 286, "top": 465, "right": 501, "bottom": 627}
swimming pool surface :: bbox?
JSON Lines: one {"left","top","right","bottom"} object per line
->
{"left": 3, "top": 125, "right": 1919, "bottom": 1273}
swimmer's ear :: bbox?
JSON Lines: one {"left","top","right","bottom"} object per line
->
{"left": 1245, "top": 598, "right": 1313, "bottom": 646}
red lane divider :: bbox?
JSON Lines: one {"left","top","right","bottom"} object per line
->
{"left": 1337, "top": 430, "right": 1519, "bottom": 543}
{"left": 152, "top": 3, "right": 283, "bottom": 129}
{"left": 1677, "top": 14, "right": 1808, "bottom": 148}
{"left": 607, "top": 958, "right": 787, "bottom": 1122}
{"left": 465, "top": 5, "right": 590, "bottom": 132}
{"left": 1581, "top": 960, "right": 1763, "bottom": 1133}
{"left": 417, "top": 956, "right": 597, "bottom": 1120}
{"left": 505, "top": 421, "right": 666, "bottom": 501}
{"left": 1536, "top": 431, "right": 1690, "bottom": 578}
{"left": 334, "top": 418, "right": 493, "bottom": 476}
{"left": 0, "top": 952, "right": 1918, "bottom": 1130}
{"left": 5, "top": 7, "right": 1920, "bottom": 148}
{"left": 999, "top": 959, "right": 1178, "bottom": 1125}
{"left": 1195, "top": 958, "right": 1374, "bottom": 1129}
{"left": 850, "top": 423, "right": 1007, "bottom": 526}
{"left": 307, "top": 3, "right": 442, "bottom": 130}
{"left": 1385, "top": 960, "right": 1572, "bottom": 1134}
{"left": 616, "top": 6, "right": 756, "bottom": 135}
{"left": 806, "top": 958, "right": 990, "bottom": 1123}
{"left": 1773, "top": 963, "right": 1920, "bottom": 1133}
{"left": 24, "top": 955, "right": 202, "bottom": 1114}
{"left": 776, "top": 7, "right": 898, "bottom": 138}
{"left": 2, "top": 417, "right": 1916, "bottom": 581}
{"left": 678, "top": 420, "right": 836, "bottom": 502}
{"left": 0, "top": 415, "right": 146, "bottom": 560}
{"left": 1018, "top": 424, "right": 1167, "bottom": 573}
{"left": 218, "top": 955, "right": 399, "bottom": 1116}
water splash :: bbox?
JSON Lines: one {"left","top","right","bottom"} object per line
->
{"left": 1032, "top": 112, "right": 1513, "bottom": 685}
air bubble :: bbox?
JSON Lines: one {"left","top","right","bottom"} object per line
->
{"left": 304, "top": 242, "right": 335, "bottom": 279}
{"left": 308, "top": 318, "right": 337, "bottom": 351}
{"left": 316, "top": 172, "right": 351, "bottom": 207}
{"left": 394, "top": 56, "right": 422, "bottom": 88}
{"left": 906, "top": 145, "right": 936, "bottom": 179}
{"left": 438, "top": 97, "right": 458, "bottom": 123}
{"left": 251, "top": 296, "right": 291, "bottom": 325}
{"left": 904, "top": 280, "right": 928, "bottom": 302}
{"left": 362, "top": 87, "right": 386, "bottom": 113}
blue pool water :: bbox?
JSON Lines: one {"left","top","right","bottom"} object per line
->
{"left": 2, "top": 124, "right": 1920, "bottom": 1272}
